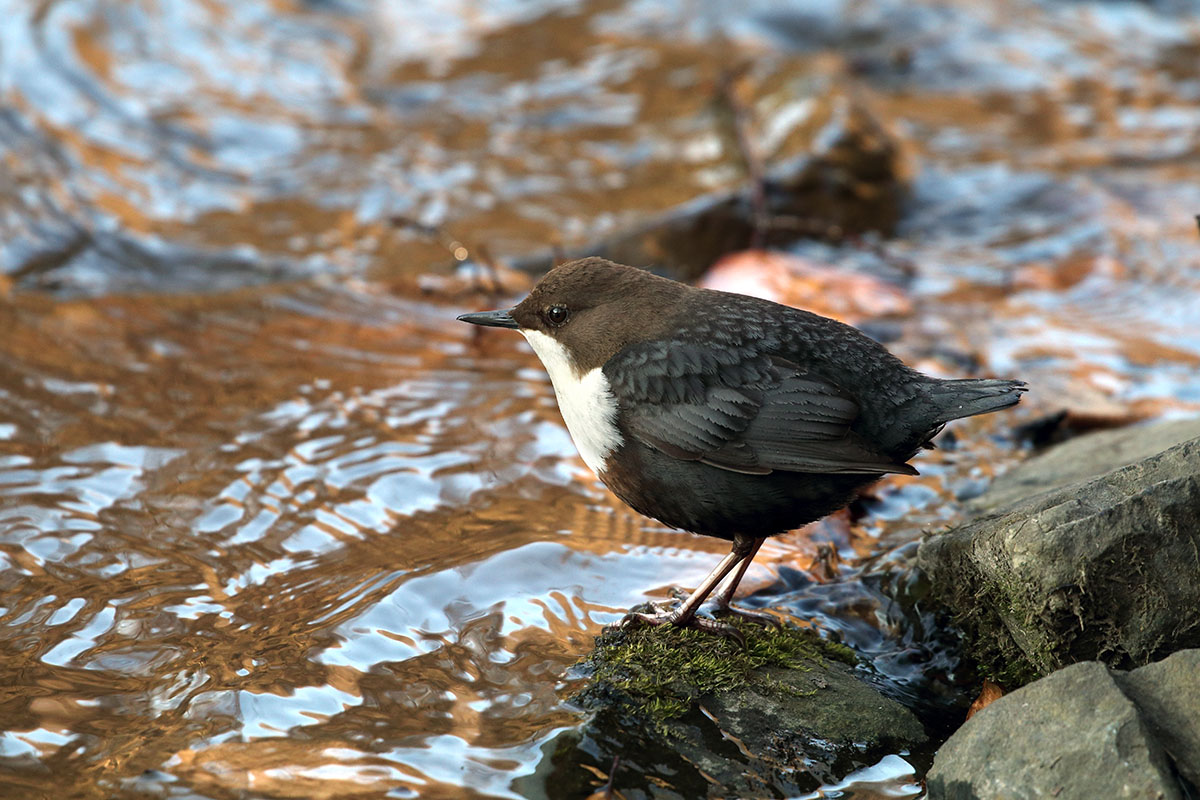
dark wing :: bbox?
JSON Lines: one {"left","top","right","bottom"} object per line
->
{"left": 604, "top": 340, "right": 916, "bottom": 476}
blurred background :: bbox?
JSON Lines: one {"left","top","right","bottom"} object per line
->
{"left": 1, "top": 0, "right": 1199, "bottom": 797}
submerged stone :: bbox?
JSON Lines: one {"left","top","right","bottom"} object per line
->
{"left": 513, "top": 94, "right": 910, "bottom": 283}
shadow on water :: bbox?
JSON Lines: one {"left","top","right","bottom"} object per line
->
{"left": 2, "top": 0, "right": 1200, "bottom": 798}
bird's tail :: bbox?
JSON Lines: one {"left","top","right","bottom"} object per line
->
{"left": 927, "top": 378, "right": 1028, "bottom": 424}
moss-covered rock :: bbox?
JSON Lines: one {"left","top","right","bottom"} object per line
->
{"left": 917, "top": 419, "right": 1200, "bottom": 685}
{"left": 524, "top": 620, "right": 926, "bottom": 799}
{"left": 575, "top": 618, "right": 856, "bottom": 729}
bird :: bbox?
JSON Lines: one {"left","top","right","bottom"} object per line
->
{"left": 458, "top": 257, "right": 1026, "bottom": 640}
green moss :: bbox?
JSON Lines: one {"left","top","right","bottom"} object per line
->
{"left": 941, "top": 569, "right": 1050, "bottom": 687}
{"left": 578, "top": 620, "right": 857, "bottom": 732}
{"left": 817, "top": 638, "right": 859, "bottom": 667}
{"left": 978, "top": 656, "right": 1041, "bottom": 688}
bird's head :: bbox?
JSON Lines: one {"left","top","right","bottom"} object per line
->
{"left": 457, "top": 257, "right": 684, "bottom": 376}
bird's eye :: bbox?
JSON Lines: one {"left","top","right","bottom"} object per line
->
{"left": 546, "top": 305, "right": 570, "bottom": 326}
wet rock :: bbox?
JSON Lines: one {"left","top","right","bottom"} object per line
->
{"left": 529, "top": 621, "right": 927, "bottom": 799}
{"left": 927, "top": 656, "right": 1197, "bottom": 800}
{"left": 515, "top": 96, "right": 909, "bottom": 283}
{"left": 918, "top": 418, "right": 1200, "bottom": 683}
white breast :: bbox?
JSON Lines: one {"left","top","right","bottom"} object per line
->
{"left": 520, "top": 330, "right": 623, "bottom": 475}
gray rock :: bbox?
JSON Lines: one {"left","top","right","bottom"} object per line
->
{"left": 974, "top": 417, "right": 1200, "bottom": 513}
{"left": 1113, "top": 650, "right": 1200, "bottom": 790}
{"left": 927, "top": 660, "right": 1185, "bottom": 800}
{"left": 917, "top": 419, "right": 1200, "bottom": 682}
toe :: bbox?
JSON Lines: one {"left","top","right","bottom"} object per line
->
{"left": 712, "top": 600, "right": 781, "bottom": 628}
{"left": 689, "top": 616, "right": 747, "bottom": 647}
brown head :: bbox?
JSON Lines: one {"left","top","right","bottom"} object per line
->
{"left": 457, "top": 257, "right": 689, "bottom": 375}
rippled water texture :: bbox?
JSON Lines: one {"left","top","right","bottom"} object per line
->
{"left": 3, "top": 0, "right": 1200, "bottom": 797}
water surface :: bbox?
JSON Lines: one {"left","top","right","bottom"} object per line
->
{"left": 3, "top": 0, "right": 1200, "bottom": 797}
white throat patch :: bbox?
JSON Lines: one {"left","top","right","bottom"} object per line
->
{"left": 520, "top": 330, "right": 622, "bottom": 475}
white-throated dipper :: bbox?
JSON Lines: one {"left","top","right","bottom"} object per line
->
{"left": 459, "top": 257, "right": 1026, "bottom": 640}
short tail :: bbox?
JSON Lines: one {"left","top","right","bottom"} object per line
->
{"left": 927, "top": 378, "right": 1028, "bottom": 424}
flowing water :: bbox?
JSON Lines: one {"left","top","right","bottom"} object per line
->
{"left": 2, "top": 0, "right": 1200, "bottom": 797}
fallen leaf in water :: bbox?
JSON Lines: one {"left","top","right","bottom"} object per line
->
{"left": 966, "top": 680, "right": 1005, "bottom": 720}
{"left": 699, "top": 250, "right": 912, "bottom": 323}
{"left": 584, "top": 755, "right": 622, "bottom": 799}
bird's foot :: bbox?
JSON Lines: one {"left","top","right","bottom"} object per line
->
{"left": 710, "top": 597, "right": 782, "bottom": 629}
{"left": 610, "top": 607, "right": 746, "bottom": 647}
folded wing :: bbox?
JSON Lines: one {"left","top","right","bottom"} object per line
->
{"left": 604, "top": 341, "right": 916, "bottom": 476}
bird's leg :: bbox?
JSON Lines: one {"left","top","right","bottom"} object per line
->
{"left": 613, "top": 535, "right": 759, "bottom": 643}
{"left": 708, "top": 537, "right": 780, "bottom": 627}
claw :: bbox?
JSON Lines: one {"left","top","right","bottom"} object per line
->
{"left": 711, "top": 598, "right": 781, "bottom": 629}
{"left": 612, "top": 607, "right": 746, "bottom": 647}
{"left": 604, "top": 535, "right": 766, "bottom": 645}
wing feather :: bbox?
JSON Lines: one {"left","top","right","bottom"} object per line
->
{"left": 605, "top": 342, "right": 916, "bottom": 476}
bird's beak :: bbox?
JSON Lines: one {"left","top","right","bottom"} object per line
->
{"left": 456, "top": 307, "right": 520, "bottom": 329}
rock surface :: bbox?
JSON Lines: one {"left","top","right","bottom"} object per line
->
{"left": 525, "top": 622, "right": 927, "bottom": 799}
{"left": 1114, "top": 649, "right": 1200, "bottom": 790}
{"left": 971, "top": 417, "right": 1200, "bottom": 513}
{"left": 917, "top": 418, "right": 1200, "bottom": 682}
{"left": 927, "top": 653, "right": 1200, "bottom": 800}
